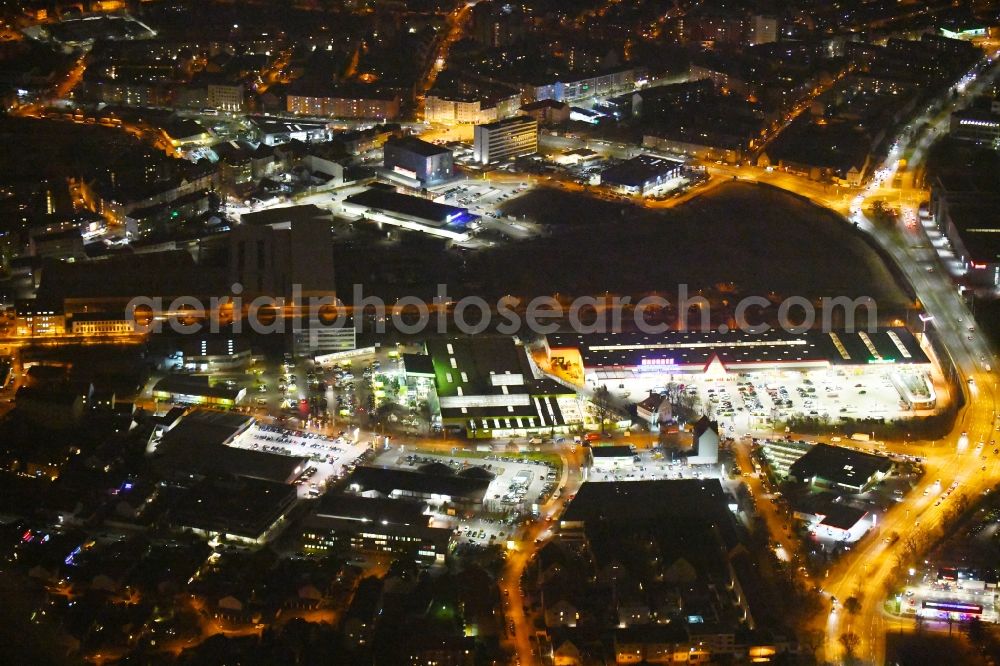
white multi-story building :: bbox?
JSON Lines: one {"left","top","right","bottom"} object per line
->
{"left": 206, "top": 83, "right": 245, "bottom": 113}
{"left": 473, "top": 116, "right": 538, "bottom": 164}
{"left": 530, "top": 69, "right": 639, "bottom": 104}
{"left": 425, "top": 92, "right": 521, "bottom": 125}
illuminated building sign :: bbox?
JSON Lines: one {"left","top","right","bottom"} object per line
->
{"left": 922, "top": 601, "right": 982, "bottom": 615}
{"left": 640, "top": 358, "right": 676, "bottom": 367}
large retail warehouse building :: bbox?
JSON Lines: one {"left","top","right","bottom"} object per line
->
{"left": 541, "top": 327, "right": 936, "bottom": 410}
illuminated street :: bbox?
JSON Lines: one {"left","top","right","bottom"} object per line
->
{"left": 2, "top": 3, "right": 1000, "bottom": 664}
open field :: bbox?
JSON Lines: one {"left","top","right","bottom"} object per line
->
{"left": 335, "top": 182, "right": 914, "bottom": 315}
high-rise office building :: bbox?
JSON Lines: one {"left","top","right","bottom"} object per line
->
{"left": 748, "top": 14, "right": 778, "bottom": 45}
{"left": 473, "top": 116, "right": 538, "bottom": 164}
{"left": 229, "top": 213, "right": 335, "bottom": 299}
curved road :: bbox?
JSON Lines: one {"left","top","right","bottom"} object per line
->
{"left": 802, "top": 52, "right": 1000, "bottom": 665}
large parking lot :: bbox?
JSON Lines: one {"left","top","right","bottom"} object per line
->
{"left": 675, "top": 368, "right": 919, "bottom": 434}
{"left": 429, "top": 179, "right": 542, "bottom": 243}
{"left": 587, "top": 447, "right": 726, "bottom": 483}
{"left": 372, "top": 449, "right": 561, "bottom": 546}
{"left": 431, "top": 180, "right": 527, "bottom": 213}
{"left": 229, "top": 424, "right": 370, "bottom": 498}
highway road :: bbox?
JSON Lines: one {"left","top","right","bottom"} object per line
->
{"left": 556, "top": 45, "right": 1000, "bottom": 666}
{"left": 813, "top": 51, "right": 1000, "bottom": 665}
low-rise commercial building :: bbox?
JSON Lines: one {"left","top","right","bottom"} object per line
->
{"left": 69, "top": 311, "right": 136, "bottom": 336}
{"left": 301, "top": 493, "right": 450, "bottom": 565}
{"left": 151, "top": 375, "right": 247, "bottom": 407}
{"left": 950, "top": 109, "right": 1000, "bottom": 147}
{"left": 410, "top": 336, "right": 579, "bottom": 439}
{"left": 598, "top": 154, "right": 685, "bottom": 196}
{"left": 793, "top": 499, "right": 871, "bottom": 542}
{"left": 552, "top": 148, "right": 601, "bottom": 166}
{"left": 939, "top": 21, "right": 989, "bottom": 41}
{"left": 346, "top": 465, "right": 491, "bottom": 513}
{"left": 170, "top": 475, "right": 297, "bottom": 546}
{"left": 787, "top": 444, "right": 894, "bottom": 493}
{"left": 930, "top": 183, "right": 1000, "bottom": 287}
{"left": 250, "top": 116, "right": 334, "bottom": 146}
{"left": 342, "top": 188, "right": 477, "bottom": 240}
{"left": 179, "top": 336, "right": 253, "bottom": 372}
{"left": 150, "top": 409, "right": 309, "bottom": 485}
{"left": 161, "top": 119, "right": 213, "bottom": 149}
{"left": 543, "top": 328, "right": 933, "bottom": 389}
{"left": 642, "top": 129, "right": 749, "bottom": 165}
{"left": 589, "top": 445, "right": 635, "bottom": 471}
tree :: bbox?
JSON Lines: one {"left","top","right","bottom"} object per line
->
{"left": 869, "top": 200, "right": 897, "bottom": 228}
{"left": 966, "top": 616, "right": 986, "bottom": 646}
{"left": 839, "top": 632, "right": 860, "bottom": 659}
{"left": 799, "top": 629, "right": 824, "bottom": 660}
{"left": 592, "top": 385, "right": 613, "bottom": 434}
{"left": 673, "top": 390, "right": 702, "bottom": 424}
{"left": 844, "top": 596, "right": 862, "bottom": 615}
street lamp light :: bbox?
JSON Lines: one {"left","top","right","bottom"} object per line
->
{"left": 918, "top": 313, "right": 934, "bottom": 335}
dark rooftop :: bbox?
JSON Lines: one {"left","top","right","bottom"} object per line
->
{"left": 520, "top": 99, "right": 569, "bottom": 111}
{"left": 344, "top": 188, "right": 469, "bottom": 226}
{"left": 316, "top": 493, "right": 428, "bottom": 526}
{"left": 590, "top": 445, "right": 634, "bottom": 458}
{"left": 547, "top": 327, "right": 929, "bottom": 369}
{"left": 240, "top": 203, "right": 332, "bottom": 228}
{"left": 385, "top": 135, "right": 452, "bottom": 158}
{"left": 155, "top": 411, "right": 308, "bottom": 484}
{"left": 347, "top": 465, "right": 491, "bottom": 501}
{"left": 942, "top": 195, "right": 1000, "bottom": 264}
{"left": 171, "top": 475, "right": 297, "bottom": 540}
{"left": 37, "top": 250, "right": 228, "bottom": 300}
{"left": 600, "top": 154, "right": 685, "bottom": 188}
{"left": 788, "top": 444, "right": 893, "bottom": 489}
{"left": 818, "top": 503, "right": 868, "bottom": 530}
{"left": 152, "top": 375, "right": 244, "bottom": 402}
{"left": 403, "top": 353, "right": 435, "bottom": 377}
{"left": 561, "top": 479, "right": 731, "bottom": 525}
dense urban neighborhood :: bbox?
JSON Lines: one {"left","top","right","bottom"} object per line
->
{"left": 1, "top": 1, "right": 1000, "bottom": 665}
